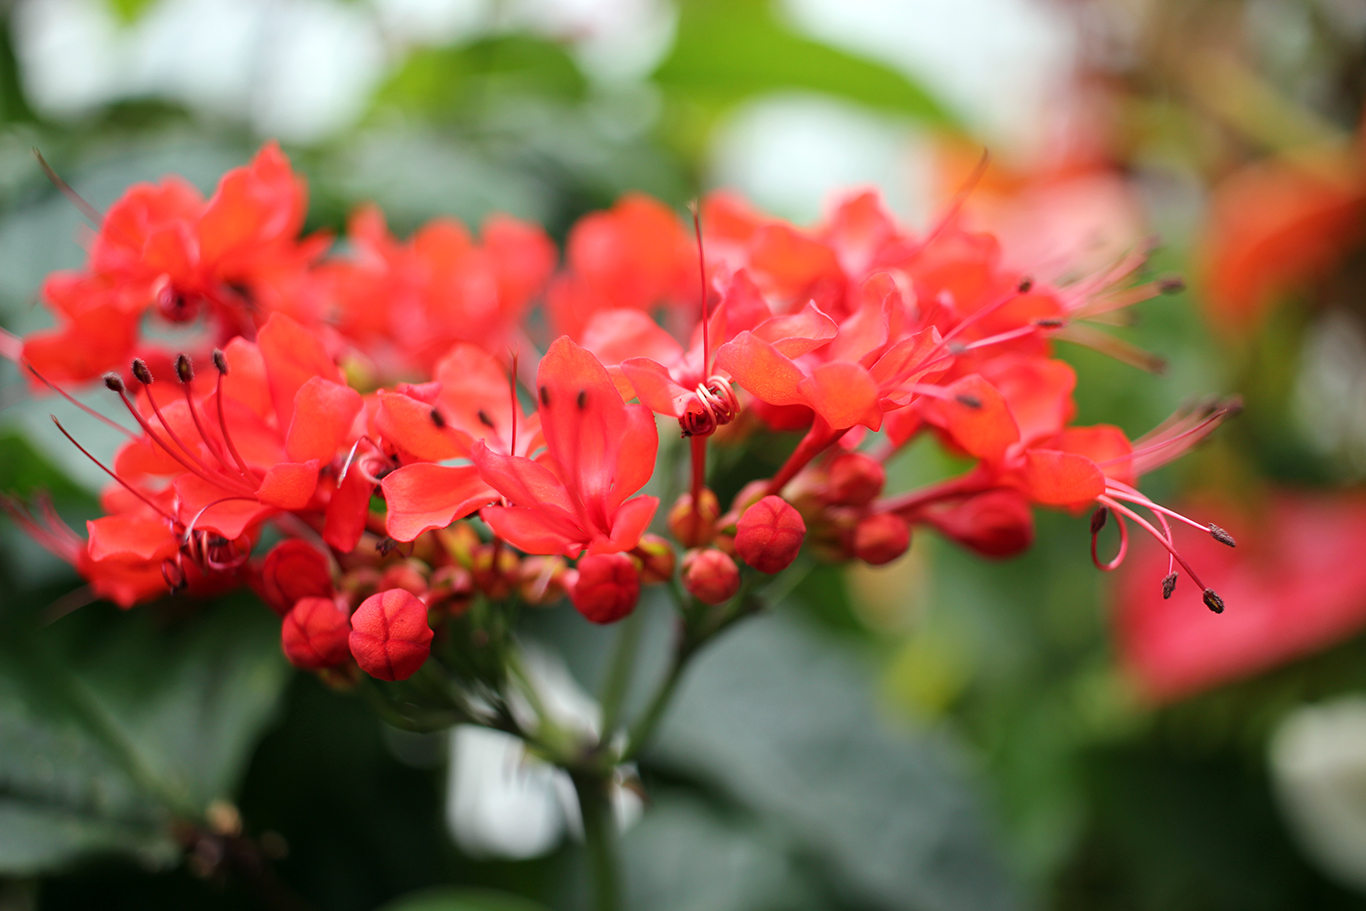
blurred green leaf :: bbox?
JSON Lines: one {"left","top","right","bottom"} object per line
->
{"left": 0, "top": 596, "right": 289, "bottom": 874}
{"left": 648, "top": 613, "right": 1019, "bottom": 911}
{"left": 0, "top": 432, "right": 87, "bottom": 499}
{"left": 375, "top": 886, "right": 550, "bottom": 911}
{"left": 653, "top": 0, "right": 955, "bottom": 123}
{"left": 104, "top": 0, "right": 157, "bottom": 25}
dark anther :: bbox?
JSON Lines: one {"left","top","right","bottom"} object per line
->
{"left": 1034, "top": 318, "right": 1065, "bottom": 329}
{"left": 1158, "top": 275, "right": 1186, "bottom": 295}
{"left": 539, "top": 385, "right": 550, "bottom": 407}
{"left": 175, "top": 354, "right": 194, "bottom": 384}
{"left": 1209, "top": 524, "right": 1236, "bottom": 547}
{"left": 955, "top": 394, "right": 982, "bottom": 409}
{"left": 1090, "top": 506, "right": 1108, "bottom": 534}
{"left": 476, "top": 409, "right": 495, "bottom": 428}
{"left": 1162, "top": 572, "right": 1178, "bottom": 600}
{"left": 104, "top": 372, "right": 126, "bottom": 393}
{"left": 430, "top": 408, "right": 446, "bottom": 429}
{"left": 1202, "top": 589, "right": 1226, "bottom": 614}
{"left": 376, "top": 537, "right": 398, "bottom": 557}
{"left": 212, "top": 349, "right": 229, "bottom": 375}
{"left": 1017, "top": 277, "right": 1033, "bottom": 293}
{"left": 131, "top": 359, "right": 153, "bottom": 385}
{"left": 576, "top": 389, "right": 587, "bottom": 410}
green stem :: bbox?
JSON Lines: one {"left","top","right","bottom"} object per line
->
{"left": 598, "top": 607, "right": 644, "bottom": 740}
{"left": 572, "top": 773, "right": 620, "bottom": 911}
{"left": 621, "top": 654, "right": 685, "bottom": 763}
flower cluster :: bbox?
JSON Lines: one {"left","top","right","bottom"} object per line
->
{"left": 7, "top": 144, "right": 1236, "bottom": 687}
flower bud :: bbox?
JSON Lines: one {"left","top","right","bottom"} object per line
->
{"left": 824, "top": 452, "right": 885, "bottom": 506}
{"left": 281, "top": 596, "right": 352, "bottom": 669}
{"left": 471, "top": 543, "right": 519, "bottom": 599}
{"left": 734, "top": 495, "right": 806, "bottom": 574}
{"left": 518, "top": 556, "right": 572, "bottom": 605}
{"left": 667, "top": 489, "right": 720, "bottom": 548}
{"left": 349, "top": 588, "right": 433, "bottom": 681}
{"left": 852, "top": 513, "right": 911, "bottom": 566}
{"left": 380, "top": 560, "right": 429, "bottom": 598}
{"left": 258, "top": 539, "right": 333, "bottom": 616}
{"left": 570, "top": 553, "right": 640, "bottom": 624}
{"left": 681, "top": 548, "right": 741, "bottom": 605}
{"left": 634, "top": 533, "right": 676, "bottom": 584}
{"left": 922, "top": 489, "right": 1034, "bottom": 559}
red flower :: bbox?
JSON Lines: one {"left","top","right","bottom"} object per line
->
{"left": 471, "top": 337, "right": 659, "bottom": 558}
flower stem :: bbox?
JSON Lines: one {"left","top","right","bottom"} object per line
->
{"left": 598, "top": 606, "right": 644, "bottom": 739}
{"left": 572, "top": 772, "right": 620, "bottom": 911}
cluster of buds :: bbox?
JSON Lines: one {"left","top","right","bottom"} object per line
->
{"left": 4, "top": 142, "right": 1238, "bottom": 695}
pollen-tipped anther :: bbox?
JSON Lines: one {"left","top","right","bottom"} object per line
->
{"left": 1090, "top": 506, "right": 1108, "bottom": 534}
{"left": 103, "top": 372, "right": 125, "bottom": 393}
{"left": 1162, "top": 572, "right": 1178, "bottom": 600}
{"left": 1158, "top": 275, "right": 1186, "bottom": 295}
{"left": 1017, "top": 277, "right": 1033, "bottom": 293}
{"left": 430, "top": 408, "right": 446, "bottom": 429}
{"left": 1209, "top": 524, "right": 1236, "bottom": 547}
{"left": 1203, "top": 589, "right": 1225, "bottom": 614}
{"left": 955, "top": 393, "right": 982, "bottom": 409}
{"left": 175, "top": 354, "right": 194, "bottom": 384}
{"left": 131, "top": 359, "right": 153, "bottom": 385}
{"left": 1034, "top": 317, "right": 1065, "bottom": 329}
{"left": 212, "top": 349, "right": 229, "bottom": 375}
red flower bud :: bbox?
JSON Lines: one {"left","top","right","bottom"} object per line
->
{"left": 258, "top": 539, "right": 332, "bottom": 616}
{"left": 852, "top": 513, "right": 911, "bottom": 566}
{"left": 281, "top": 596, "right": 352, "bottom": 670}
{"left": 824, "top": 452, "right": 885, "bottom": 506}
{"left": 348, "top": 588, "right": 433, "bottom": 681}
{"left": 922, "top": 490, "right": 1034, "bottom": 559}
{"left": 667, "top": 489, "right": 720, "bottom": 548}
{"left": 634, "top": 533, "right": 677, "bottom": 584}
{"left": 681, "top": 548, "right": 741, "bottom": 605}
{"left": 735, "top": 495, "right": 806, "bottom": 574}
{"left": 570, "top": 553, "right": 641, "bottom": 624}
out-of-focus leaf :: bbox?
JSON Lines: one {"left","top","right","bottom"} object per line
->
{"left": 0, "top": 596, "right": 289, "bottom": 874}
{"left": 652, "top": 0, "right": 955, "bottom": 124}
{"left": 375, "top": 886, "right": 550, "bottom": 911}
{"left": 622, "top": 792, "right": 822, "bottom": 911}
{"left": 105, "top": 0, "right": 157, "bottom": 24}
{"left": 373, "top": 37, "right": 588, "bottom": 123}
{"left": 0, "top": 432, "right": 86, "bottom": 499}
{"left": 647, "top": 613, "right": 1019, "bottom": 911}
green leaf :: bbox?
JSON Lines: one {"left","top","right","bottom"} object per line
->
{"left": 652, "top": 0, "right": 955, "bottom": 123}
{"left": 104, "top": 0, "right": 158, "bottom": 25}
{"left": 647, "top": 614, "right": 1020, "bottom": 911}
{"left": 0, "top": 595, "right": 289, "bottom": 874}
{"left": 375, "top": 886, "right": 550, "bottom": 911}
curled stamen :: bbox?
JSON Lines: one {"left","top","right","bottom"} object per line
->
{"left": 680, "top": 377, "right": 739, "bottom": 438}
{"left": 1090, "top": 506, "right": 1129, "bottom": 571}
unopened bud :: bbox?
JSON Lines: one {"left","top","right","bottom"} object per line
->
{"left": 923, "top": 489, "right": 1034, "bottom": 558}
{"left": 175, "top": 353, "right": 194, "bottom": 384}
{"left": 668, "top": 488, "right": 720, "bottom": 548}
{"left": 258, "top": 539, "right": 333, "bottom": 616}
{"left": 212, "top": 349, "right": 229, "bottom": 375}
{"left": 634, "top": 533, "right": 676, "bottom": 585}
{"left": 131, "top": 358, "right": 153, "bottom": 385}
{"left": 1162, "top": 572, "right": 1178, "bottom": 600}
{"left": 570, "top": 552, "right": 640, "bottom": 624}
{"left": 825, "top": 452, "right": 885, "bottom": 507}
{"left": 735, "top": 495, "right": 806, "bottom": 574}
{"left": 681, "top": 548, "right": 741, "bottom": 605}
{"left": 1208, "top": 524, "right": 1236, "bottom": 547}
{"left": 1202, "top": 589, "right": 1225, "bottom": 614}
{"left": 1090, "top": 507, "right": 1108, "bottom": 534}
{"left": 852, "top": 513, "right": 911, "bottom": 566}
{"left": 349, "top": 588, "right": 433, "bottom": 681}
{"left": 281, "top": 596, "right": 352, "bottom": 670}
{"left": 104, "top": 372, "right": 125, "bottom": 393}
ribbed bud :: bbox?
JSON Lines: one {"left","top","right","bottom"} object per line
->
{"left": 349, "top": 588, "right": 433, "bottom": 681}
{"left": 681, "top": 548, "right": 741, "bottom": 605}
{"left": 281, "top": 596, "right": 352, "bottom": 670}
{"left": 634, "top": 533, "right": 677, "bottom": 585}
{"left": 257, "top": 540, "right": 333, "bottom": 616}
{"left": 570, "top": 552, "right": 641, "bottom": 624}
{"left": 852, "top": 513, "right": 911, "bottom": 566}
{"left": 667, "top": 488, "right": 720, "bottom": 548}
{"left": 734, "top": 495, "right": 806, "bottom": 574}
{"left": 824, "top": 452, "right": 885, "bottom": 507}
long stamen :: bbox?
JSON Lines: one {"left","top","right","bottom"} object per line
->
{"left": 509, "top": 350, "right": 520, "bottom": 456}
{"left": 175, "top": 354, "right": 252, "bottom": 485}
{"left": 211, "top": 359, "right": 256, "bottom": 480}
{"left": 23, "top": 360, "right": 137, "bottom": 438}
{"left": 130, "top": 360, "right": 253, "bottom": 494}
{"left": 49, "top": 415, "right": 179, "bottom": 524}
{"left": 1098, "top": 494, "right": 1225, "bottom": 612}
{"left": 1090, "top": 506, "right": 1129, "bottom": 571}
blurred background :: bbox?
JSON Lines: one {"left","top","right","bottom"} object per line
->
{"left": 4, "top": 0, "right": 1366, "bottom": 909}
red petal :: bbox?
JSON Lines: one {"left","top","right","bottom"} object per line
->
{"left": 256, "top": 460, "right": 321, "bottom": 510}
{"left": 87, "top": 515, "right": 177, "bottom": 563}
{"left": 581, "top": 309, "right": 685, "bottom": 368}
{"left": 713, "top": 331, "right": 807, "bottom": 407}
{"left": 536, "top": 337, "right": 628, "bottom": 521}
{"left": 591, "top": 495, "right": 659, "bottom": 555}
{"left": 381, "top": 463, "right": 496, "bottom": 542}
{"left": 481, "top": 505, "right": 583, "bottom": 557}
{"left": 1015, "top": 449, "right": 1105, "bottom": 506}
{"left": 921, "top": 375, "right": 1019, "bottom": 463}
{"left": 285, "top": 377, "right": 361, "bottom": 463}
{"left": 619, "top": 358, "right": 692, "bottom": 417}
{"left": 751, "top": 302, "right": 838, "bottom": 358}
{"left": 797, "top": 361, "right": 881, "bottom": 430}
{"left": 258, "top": 312, "right": 342, "bottom": 430}
{"left": 471, "top": 442, "right": 576, "bottom": 515}
{"left": 323, "top": 464, "right": 372, "bottom": 552}
{"left": 376, "top": 391, "right": 468, "bottom": 462}
{"left": 175, "top": 474, "right": 271, "bottom": 539}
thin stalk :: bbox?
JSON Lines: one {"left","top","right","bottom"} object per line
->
{"left": 572, "top": 772, "right": 620, "bottom": 911}
{"left": 598, "top": 606, "right": 644, "bottom": 741}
